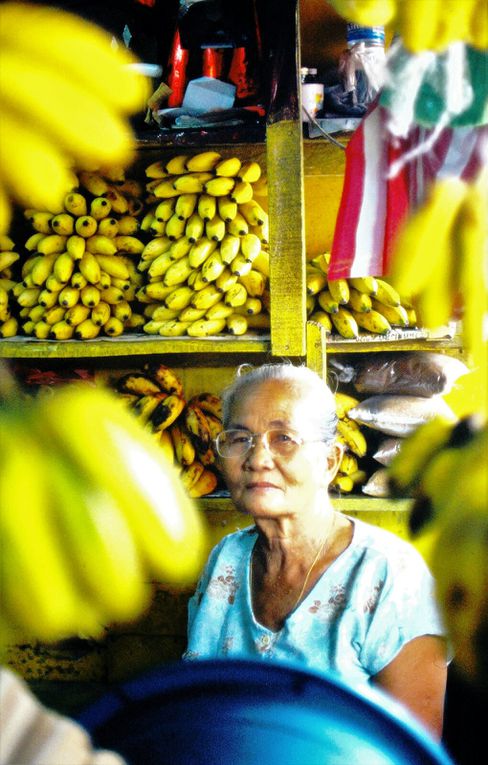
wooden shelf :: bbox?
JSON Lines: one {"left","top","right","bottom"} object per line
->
{"left": 0, "top": 334, "right": 271, "bottom": 360}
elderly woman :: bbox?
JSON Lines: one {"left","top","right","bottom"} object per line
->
{"left": 183, "top": 363, "right": 448, "bottom": 738}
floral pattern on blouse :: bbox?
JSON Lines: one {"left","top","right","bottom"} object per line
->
{"left": 183, "top": 518, "right": 446, "bottom": 689}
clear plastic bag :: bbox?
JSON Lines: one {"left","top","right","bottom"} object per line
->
{"left": 348, "top": 394, "right": 457, "bottom": 436}
{"left": 373, "top": 437, "right": 404, "bottom": 466}
{"left": 362, "top": 468, "right": 391, "bottom": 497}
{"left": 353, "top": 352, "right": 470, "bottom": 397}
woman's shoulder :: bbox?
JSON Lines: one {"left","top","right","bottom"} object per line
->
{"left": 347, "top": 516, "right": 430, "bottom": 573}
{"left": 209, "top": 524, "right": 257, "bottom": 558}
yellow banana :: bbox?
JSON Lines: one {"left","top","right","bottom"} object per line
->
{"left": 32, "top": 319, "right": 50, "bottom": 339}
{"left": 144, "top": 363, "right": 184, "bottom": 397}
{"left": 328, "top": 278, "right": 350, "bottom": 305}
{"left": 94, "top": 253, "right": 130, "bottom": 279}
{"left": 171, "top": 423, "right": 196, "bottom": 466}
{"left": 89, "top": 196, "right": 112, "bottom": 220}
{"left": 349, "top": 276, "right": 378, "bottom": 295}
{"left": 98, "top": 286, "right": 124, "bottom": 305}
{"left": 205, "top": 176, "right": 236, "bottom": 197}
{"left": 0, "top": 234, "right": 14, "bottom": 250}
{"left": 49, "top": 319, "right": 74, "bottom": 340}
{"left": 245, "top": 313, "right": 271, "bottom": 330}
{"left": 330, "top": 474, "right": 354, "bottom": 493}
{"left": 24, "top": 232, "right": 46, "bottom": 251}
{"left": 58, "top": 286, "right": 80, "bottom": 309}
{"left": 185, "top": 403, "right": 212, "bottom": 450}
{"left": 50, "top": 213, "right": 75, "bottom": 236}
{"left": 26, "top": 210, "right": 54, "bottom": 234}
{"left": 53, "top": 252, "right": 75, "bottom": 284}
{"left": 238, "top": 160, "right": 262, "bottom": 184}
{"left": 153, "top": 180, "right": 180, "bottom": 199}
{"left": 0, "top": 316, "right": 18, "bottom": 337}
{"left": 220, "top": 234, "right": 241, "bottom": 265}
{"left": 154, "top": 199, "right": 175, "bottom": 223}
{"left": 186, "top": 151, "right": 222, "bottom": 172}
{"left": 179, "top": 306, "right": 207, "bottom": 322}
{"left": 373, "top": 278, "right": 401, "bottom": 308}
{"left": 74, "top": 215, "right": 98, "bottom": 238}
{"left": 165, "top": 212, "right": 187, "bottom": 240}
{"left": 112, "top": 300, "right": 132, "bottom": 323}
{"left": 317, "top": 289, "right": 339, "bottom": 314}
{"left": 145, "top": 160, "right": 169, "bottom": 179}
{"left": 80, "top": 284, "right": 101, "bottom": 308}
{"left": 309, "top": 310, "right": 332, "bottom": 333}
{"left": 117, "top": 215, "right": 140, "bottom": 236}
{"left": 35, "top": 235, "right": 67, "bottom": 259}
{"left": 230, "top": 180, "right": 253, "bottom": 204}
{"left": 239, "top": 268, "right": 266, "bottom": 297}
{"left": 30, "top": 252, "right": 57, "bottom": 286}
{"left": 164, "top": 285, "right": 195, "bottom": 311}
{"left": 157, "top": 319, "right": 192, "bottom": 337}
{"left": 252, "top": 249, "right": 270, "bottom": 277}
{"left": 173, "top": 173, "right": 213, "bottom": 194}
{"left": 240, "top": 233, "right": 261, "bottom": 263}
{"left": 331, "top": 307, "right": 359, "bottom": 339}
{"left": 347, "top": 286, "right": 372, "bottom": 313}
{"left": 238, "top": 200, "right": 268, "bottom": 227}
{"left": 151, "top": 305, "right": 180, "bottom": 322}
{"left": 224, "top": 282, "right": 248, "bottom": 307}
{"left": 306, "top": 268, "right": 328, "bottom": 296}
{"left": 114, "top": 235, "right": 145, "bottom": 255}
{"left": 216, "top": 267, "right": 238, "bottom": 293}
{"left": 79, "top": 171, "right": 109, "bottom": 197}
{"left": 39, "top": 288, "right": 60, "bottom": 308}
{"left": 103, "top": 316, "right": 125, "bottom": 336}
{"left": 105, "top": 187, "right": 129, "bottom": 215}
{"left": 185, "top": 213, "right": 205, "bottom": 243}
{"left": 141, "top": 236, "right": 172, "bottom": 260}
{"left": 217, "top": 196, "right": 238, "bottom": 223}
{"left": 168, "top": 236, "right": 193, "bottom": 261}
{"left": 226, "top": 313, "right": 248, "bottom": 335}
{"left": 148, "top": 252, "right": 173, "bottom": 280}
{"left": 188, "top": 237, "right": 217, "bottom": 269}
{"left": 334, "top": 392, "right": 360, "bottom": 420}
{"left": 190, "top": 392, "right": 223, "bottom": 420}
{"left": 165, "top": 154, "right": 191, "bottom": 175}
{"left": 179, "top": 461, "right": 206, "bottom": 492}
{"left": 91, "top": 301, "right": 112, "bottom": 327}
{"left": 227, "top": 211, "right": 249, "bottom": 236}
{"left": 79, "top": 251, "right": 101, "bottom": 284}
{"left": 151, "top": 394, "right": 186, "bottom": 431}
{"left": 371, "top": 300, "right": 410, "bottom": 327}
{"left": 206, "top": 215, "right": 226, "bottom": 242}
{"left": 66, "top": 234, "right": 86, "bottom": 260}
{"left": 215, "top": 156, "right": 242, "bottom": 177}
{"left": 196, "top": 193, "right": 217, "bottom": 222}
{"left": 202, "top": 251, "right": 226, "bottom": 283}
{"left": 352, "top": 309, "right": 391, "bottom": 335}
{"left": 337, "top": 418, "right": 368, "bottom": 458}
{"left": 205, "top": 301, "right": 234, "bottom": 320}
{"left": 188, "top": 468, "right": 218, "bottom": 498}
{"left": 65, "top": 303, "right": 90, "bottom": 326}
{"left": 187, "top": 317, "right": 226, "bottom": 337}
{"left": 175, "top": 193, "right": 198, "bottom": 221}
{"left": 64, "top": 192, "right": 87, "bottom": 217}
{"left": 230, "top": 254, "right": 252, "bottom": 277}
{"left": 85, "top": 235, "right": 117, "bottom": 257}
{"left": 163, "top": 256, "right": 192, "bottom": 287}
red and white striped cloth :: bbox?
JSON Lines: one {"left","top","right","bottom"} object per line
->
{"left": 328, "top": 102, "right": 487, "bottom": 280}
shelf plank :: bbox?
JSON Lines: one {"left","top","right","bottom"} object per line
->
{"left": 0, "top": 334, "right": 271, "bottom": 359}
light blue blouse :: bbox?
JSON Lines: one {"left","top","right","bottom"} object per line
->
{"left": 183, "top": 517, "right": 446, "bottom": 689}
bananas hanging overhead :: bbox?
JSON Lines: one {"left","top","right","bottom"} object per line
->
{"left": 0, "top": 384, "right": 208, "bottom": 645}
{"left": 0, "top": 2, "right": 150, "bottom": 232}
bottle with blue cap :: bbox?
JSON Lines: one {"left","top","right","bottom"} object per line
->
{"left": 341, "top": 23, "right": 386, "bottom": 108}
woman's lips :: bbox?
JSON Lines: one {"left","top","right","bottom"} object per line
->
{"left": 246, "top": 481, "right": 280, "bottom": 490}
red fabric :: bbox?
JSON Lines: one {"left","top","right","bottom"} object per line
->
{"left": 328, "top": 104, "right": 487, "bottom": 279}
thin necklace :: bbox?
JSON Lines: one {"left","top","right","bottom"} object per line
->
{"left": 252, "top": 515, "right": 336, "bottom": 616}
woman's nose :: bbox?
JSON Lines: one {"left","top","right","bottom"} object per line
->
{"left": 244, "top": 434, "right": 274, "bottom": 467}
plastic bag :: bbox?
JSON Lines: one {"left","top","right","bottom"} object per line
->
{"left": 348, "top": 394, "right": 457, "bottom": 436}
{"left": 353, "top": 352, "right": 470, "bottom": 397}
{"left": 362, "top": 468, "right": 391, "bottom": 497}
{"left": 373, "top": 437, "right": 404, "bottom": 466}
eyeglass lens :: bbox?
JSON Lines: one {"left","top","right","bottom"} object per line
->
{"left": 216, "top": 429, "right": 301, "bottom": 457}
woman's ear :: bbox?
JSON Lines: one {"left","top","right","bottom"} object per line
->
{"left": 326, "top": 442, "right": 343, "bottom": 482}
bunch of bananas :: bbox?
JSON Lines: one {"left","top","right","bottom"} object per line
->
{"left": 114, "top": 363, "right": 223, "bottom": 497}
{"left": 0, "top": 234, "right": 19, "bottom": 338}
{"left": 388, "top": 173, "right": 487, "bottom": 415}
{"left": 331, "top": 391, "right": 369, "bottom": 493}
{"left": 12, "top": 169, "right": 151, "bottom": 340}
{"left": 0, "top": 382, "right": 208, "bottom": 647}
{"left": 0, "top": 2, "right": 150, "bottom": 234}
{"left": 137, "top": 151, "right": 271, "bottom": 338}
{"left": 307, "top": 252, "right": 415, "bottom": 339}
{"left": 327, "top": 0, "right": 488, "bottom": 52}
{"left": 387, "top": 414, "right": 488, "bottom": 686}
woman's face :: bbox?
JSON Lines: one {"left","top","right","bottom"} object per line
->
{"left": 219, "top": 379, "right": 340, "bottom": 521}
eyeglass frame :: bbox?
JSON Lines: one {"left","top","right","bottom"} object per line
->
{"left": 213, "top": 428, "right": 332, "bottom": 459}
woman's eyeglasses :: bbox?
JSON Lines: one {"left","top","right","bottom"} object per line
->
{"left": 214, "top": 429, "right": 325, "bottom": 459}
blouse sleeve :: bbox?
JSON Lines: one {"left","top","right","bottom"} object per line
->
{"left": 357, "top": 545, "right": 446, "bottom": 676}
{"left": 185, "top": 537, "right": 227, "bottom": 638}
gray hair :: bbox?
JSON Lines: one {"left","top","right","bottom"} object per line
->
{"left": 221, "top": 363, "right": 338, "bottom": 442}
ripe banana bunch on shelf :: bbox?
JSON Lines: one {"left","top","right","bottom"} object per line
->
{"left": 0, "top": 382, "right": 208, "bottom": 647}
{"left": 0, "top": 234, "right": 19, "bottom": 338}
{"left": 0, "top": 2, "right": 150, "bottom": 234}
{"left": 114, "top": 363, "right": 223, "bottom": 497}
{"left": 387, "top": 414, "right": 488, "bottom": 686}
{"left": 140, "top": 151, "right": 270, "bottom": 338}
{"left": 12, "top": 170, "right": 150, "bottom": 340}
{"left": 331, "top": 391, "right": 369, "bottom": 494}
{"left": 327, "top": 0, "right": 488, "bottom": 52}
{"left": 307, "top": 251, "right": 415, "bottom": 340}
{"left": 388, "top": 173, "right": 487, "bottom": 413}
